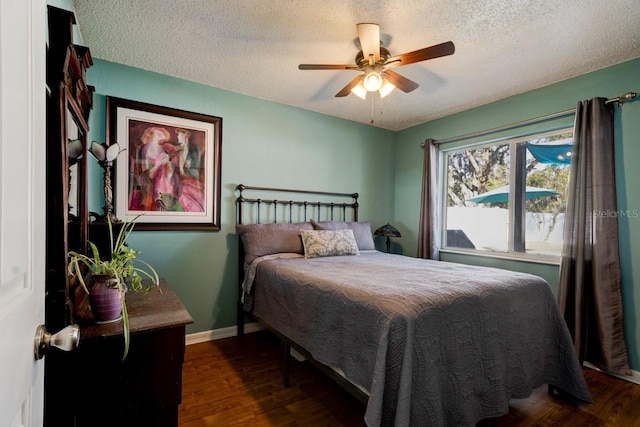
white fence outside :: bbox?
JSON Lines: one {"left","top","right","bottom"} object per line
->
{"left": 446, "top": 206, "right": 564, "bottom": 255}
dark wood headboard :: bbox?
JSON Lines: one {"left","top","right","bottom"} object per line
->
{"left": 235, "top": 184, "right": 360, "bottom": 334}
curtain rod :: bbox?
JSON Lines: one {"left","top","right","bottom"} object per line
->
{"left": 421, "top": 91, "right": 637, "bottom": 148}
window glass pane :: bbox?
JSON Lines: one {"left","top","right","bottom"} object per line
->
{"left": 524, "top": 132, "right": 573, "bottom": 255}
{"left": 443, "top": 129, "right": 572, "bottom": 259}
{"left": 445, "top": 144, "right": 510, "bottom": 252}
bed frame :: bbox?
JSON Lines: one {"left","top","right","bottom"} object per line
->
{"left": 234, "top": 184, "right": 579, "bottom": 418}
{"left": 235, "top": 184, "right": 367, "bottom": 402}
{"left": 236, "top": 183, "right": 359, "bottom": 333}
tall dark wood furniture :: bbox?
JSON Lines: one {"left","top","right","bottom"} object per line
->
{"left": 45, "top": 7, "right": 94, "bottom": 423}
{"left": 46, "top": 5, "right": 93, "bottom": 331}
{"left": 45, "top": 6, "right": 192, "bottom": 427}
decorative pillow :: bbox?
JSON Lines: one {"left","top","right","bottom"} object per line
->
{"left": 310, "top": 220, "right": 376, "bottom": 250}
{"left": 236, "top": 222, "right": 313, "bottom": 266}
{"left": 300, "top": 229, "right": 359, "bottom": 259}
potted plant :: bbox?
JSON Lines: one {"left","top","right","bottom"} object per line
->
{"left": 68, "top": 215, "right": 160, "bottom": 359}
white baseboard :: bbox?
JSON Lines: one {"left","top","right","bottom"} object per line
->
{"left": 583, "top": 361, "right": 640, "bottom": 385}
{"left": 185, "top": 322, "right": 264, "bottom": 346}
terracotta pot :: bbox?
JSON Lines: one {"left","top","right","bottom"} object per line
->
{"left": 89, "top": 274, "right": 122, "bottom": 323}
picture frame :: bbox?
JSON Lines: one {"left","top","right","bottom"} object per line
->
{"left": 107, "top": 97, "right": 222, "bottom": 230}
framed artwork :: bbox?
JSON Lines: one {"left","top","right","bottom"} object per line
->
{"left": 107, "top": 97, "right": 222, "bottom": 230}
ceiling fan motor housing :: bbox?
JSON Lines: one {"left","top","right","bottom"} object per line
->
{"left": 355, "top": 47, "right": 391, "bottom": 68}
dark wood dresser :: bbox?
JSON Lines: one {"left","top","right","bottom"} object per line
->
{"left": 45, "top": 280, "right": 193, "bottom": 427}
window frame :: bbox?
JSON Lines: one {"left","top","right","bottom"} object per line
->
{"left": 439, "top": 127, "right": 573, "bottom": 264}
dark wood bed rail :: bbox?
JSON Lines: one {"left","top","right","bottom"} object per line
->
{"left": 235, "top": 184, "right": 359, "bottom": 336}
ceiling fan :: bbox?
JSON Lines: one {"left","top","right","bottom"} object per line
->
{"left": 299, "top": 23, "right": 455, "bottom": 99}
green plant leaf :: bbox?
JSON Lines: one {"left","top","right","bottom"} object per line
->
{"left": 119, "top": 282, "right": 130, "bottom": 361}
{"left": 67, "top": 214, "right": 160, "bottom": 361}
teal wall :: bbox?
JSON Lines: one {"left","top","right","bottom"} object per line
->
{"left": 395, "top": 57, "right": 640, "bottom": 370}
{"left": 86, "top": 59, "right": 396, "bottom": 335}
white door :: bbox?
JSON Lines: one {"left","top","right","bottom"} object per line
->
{"left": 0, "top": 0, "right": 47, "bottom": 425}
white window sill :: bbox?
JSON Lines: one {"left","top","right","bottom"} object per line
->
{"left": 439, "top": 248, "right": 561, "bottom": 267}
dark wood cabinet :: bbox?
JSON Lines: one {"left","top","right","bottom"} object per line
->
{"left": 44, "top": 7, "right": 193, "bottom": 427}
{"left": 46, "top": 5, "right": 93, "bottom": 332}
{"left": 45, "top": 6, "right": 96, "bottom": 424}
{"left": 47, "top": 280, "right": 193, "bottom": 427}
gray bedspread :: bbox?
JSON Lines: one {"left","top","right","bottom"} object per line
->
{"left": 248, "top": 251, "right": 592, "bottom": 426}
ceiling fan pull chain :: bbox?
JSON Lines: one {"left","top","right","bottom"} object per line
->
{"left": 370, "top": 94, "right": 375, "bottom": 124}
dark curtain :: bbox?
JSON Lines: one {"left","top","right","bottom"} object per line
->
{"left": 558, "top": 97, "right": 631, "bottom": 375}
{"left": 417, "top": 139, "right": 440, "bottom": 260}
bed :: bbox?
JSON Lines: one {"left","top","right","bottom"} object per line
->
{"left": 235, "top": 184, "right": 592, "bottom": 427}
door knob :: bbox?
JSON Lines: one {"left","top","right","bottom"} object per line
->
{"left": 34, "top": 324, "right": 80, "bottom": 360}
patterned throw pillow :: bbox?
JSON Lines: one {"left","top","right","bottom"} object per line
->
{"left": 300, "top": 229, "right": 360, "bottom": 258}
{"left": 310, "top": 220, "right": 376, "bottom": 250}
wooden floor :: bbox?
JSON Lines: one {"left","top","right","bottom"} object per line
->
{"left": 179, "top": 331, "right": 640, "bottom": 426}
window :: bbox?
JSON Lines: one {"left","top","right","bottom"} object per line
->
{"left": 443, "top": 129, "right": 572, "bottom": 258}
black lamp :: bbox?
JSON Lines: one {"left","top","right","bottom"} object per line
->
{"left": 374, "top": 223, "right": 401, "bottom": 253}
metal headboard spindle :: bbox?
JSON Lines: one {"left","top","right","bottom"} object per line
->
{"left": 235, "top": 184, "right": 359, "bottom": 335}
{"left": 236, "top": 184, "right": 359, "bottom": 225}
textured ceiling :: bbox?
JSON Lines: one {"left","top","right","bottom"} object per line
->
{"left": 71, "top": 0, "right": 640, "bottom": 131}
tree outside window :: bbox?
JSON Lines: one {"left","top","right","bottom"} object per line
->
{"left": 443, "top": 129, "right": 572, "bottom": 257}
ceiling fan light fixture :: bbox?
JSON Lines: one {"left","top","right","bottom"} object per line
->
{"left": 363, "top": 70, "right": 383, "bottom": 92}
{"left": 351, "top": 81, "right": 367, "bottom": 99}
{"left": 379, "top": 79, "right": 395, "bottom": 98}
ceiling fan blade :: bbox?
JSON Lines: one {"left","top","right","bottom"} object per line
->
{"left": 387, "top": 41, "right": 455, "bottom": 67}
{"left": 299, "top": 64, "right": 359, "bottom": 70}
{"left": 335, "top": 75, "right": 363, "bottom": 97}
{"left": 384, "top": 70, "right": 419, "bottom": 93}
{"left": 357, "top": 23, "right": 380, "bottom": 62}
